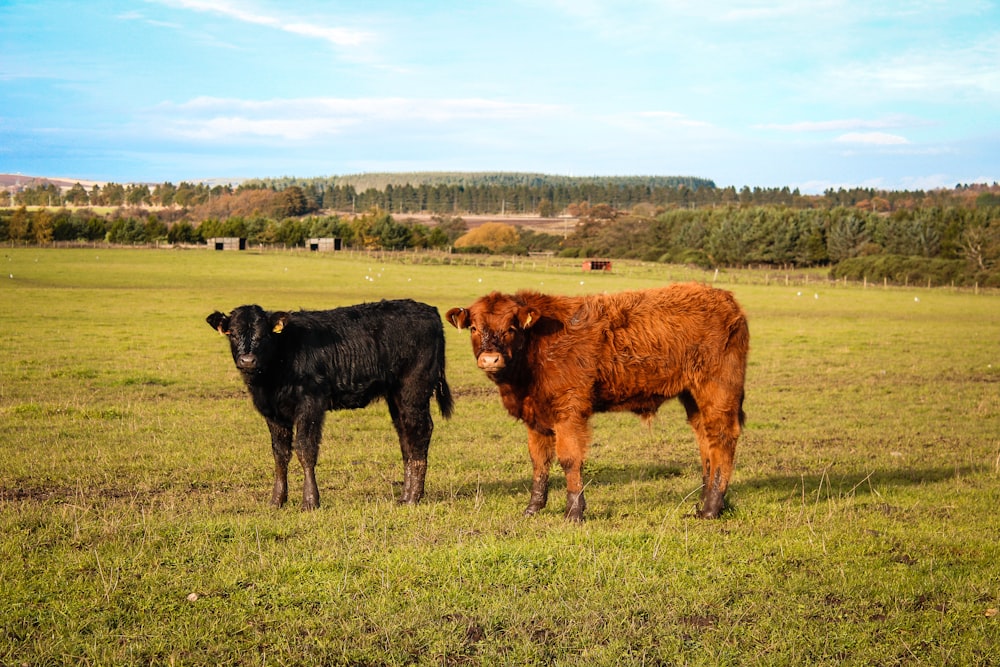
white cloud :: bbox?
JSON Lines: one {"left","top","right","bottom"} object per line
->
{"left": 757, "top": 116, "right": 922, "bottom": 132}
{"left": 166, "top": 116, "right": 359, "bottom": 141}
{"left": 117, "top": 10, "right": 182, "bottom": 29}
{"left": 600, "top": 110, "right": 716, "bottom": 135}
{"left": 149, "top": 0, "right": 372, "bottom": 47}
{"left": 824, "top": 34, "right": 1000, "bottom": 101}
{"left": 152, "top": 96, "right": 566, "bottom": 142}
{"left": 897, "top": 173, "right": 958, "bottom": 190}
{"left": 634, "top": 111, "right": 713, "bottom": 128}
{"left": 835, "top": 132, "right": 910, "bottom": 145}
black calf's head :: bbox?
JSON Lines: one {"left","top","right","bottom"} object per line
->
{"left": 207, "top": 305, "right": 290, "bottom": 377}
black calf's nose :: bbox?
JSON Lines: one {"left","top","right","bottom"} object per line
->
{"left": 236, "top": 354, "right": 257, "bottom": 370}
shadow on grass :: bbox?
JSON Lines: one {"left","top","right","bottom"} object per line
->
{"left": 2, "top": 463, "right": 982, "bottom": 516}
{"left": 430, "top": 462, "right": 987, "bottom": 521}
{"left": 743, "top": 464, "right": 981, "bottom": 498}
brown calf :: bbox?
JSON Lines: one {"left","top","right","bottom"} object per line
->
{"left": 447, "top": 283, "right": 748, "bottom": 521}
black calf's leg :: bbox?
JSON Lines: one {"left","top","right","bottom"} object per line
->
{"left": 391, "top": 396, "right": 433, "bottom": 505}
{"left": 266, "top": 419, "right": 293, "bottom": 508}
{"left": 294, "top": 411, "right": 324, "bottom": 511}
{"left": 401, "top": 459, "right": 428, "bottom": 504}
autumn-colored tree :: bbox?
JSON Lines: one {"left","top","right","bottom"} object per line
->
{"left": 282, "top": 186, "right": 309, "bottom": 217}
{"left": 431, "top": 215, "right": 468, "bottom": 243}
{"left": 454, "top": 222, "right": 520, "bottom": 251}
{"left": 587, "top": 203, "right": 617, "bottom": 220}
{"left": 32, "top": 209, "right": 53, "bottom": 244}
{"left": 152, "top": 182, "right": 176, "bottom": 207}
{"left": 65, "top": 183, "right": 90, "bottom": 206}
{"left": 350, "top": 208, "right": 392, "bottom": 249}
{"left": 8, "top": 206, "right": 30, "bottom": 241}
{"left": 173, "top": 182, "right": 199, "bottom": 207}
{"left": 102, "top": 183, "right": 126, "bottom": 207}
{"left": 126, "top": 184, "right": 151, "bottom": 207}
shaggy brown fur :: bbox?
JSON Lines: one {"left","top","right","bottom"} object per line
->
{"left": 447, "top": 283, "right": 748, "bottom": 521}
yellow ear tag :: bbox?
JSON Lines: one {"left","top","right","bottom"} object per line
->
{"left": 272, "top": 321, "right": 284, "bottom": 334}
{"left": 524, "top": 314, "right": 533, "bottom": 327}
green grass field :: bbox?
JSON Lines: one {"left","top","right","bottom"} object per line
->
{"left": 1, "top": 247, "right": 998, "bottom": 665}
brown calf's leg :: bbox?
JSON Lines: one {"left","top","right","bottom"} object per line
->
{"left": 266, "top": 419, "right": 293, "bottom": 508}
{"left": 553, "top": 418, "right": 590, "bottom": 522}
{"left": 681, "top": 391, "right": 741, "bottom": 519}
{"left": 698, "top": 412, "right": 740, "bottom": 519}
{"left": 524, "top": 427, "right": 555, "bottom": 516}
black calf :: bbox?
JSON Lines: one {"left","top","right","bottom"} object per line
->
{"left": 207, "top": 300, "right": 453, "bottom": 510}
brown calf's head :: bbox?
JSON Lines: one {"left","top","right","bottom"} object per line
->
{"left": 446, "top": 292, "right": 539, "bottom": 376}
{"left": 207, "top": 305, "right": 290, "bottom": 377}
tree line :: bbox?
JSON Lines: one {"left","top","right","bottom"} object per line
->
{"left": 2, "top": 199, "right": 996, "bottom": 286}
{"left": 560, "top": 204, "right": 999, "bottom": 286}
{"left": 7, "top": 172, "right": 998, "bottom": 216}
{"left": 2, "top": 173, "right": 998, "bottom": 286}
{"left": 0, "top": 205, "right": 461, "bottom": 251}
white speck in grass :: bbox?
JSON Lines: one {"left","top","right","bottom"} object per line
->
{"left": 187, "top": 592, "right": 199, "bottom": 602}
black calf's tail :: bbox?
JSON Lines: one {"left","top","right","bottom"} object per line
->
{"left": 434, "top": 329, "right": 454, "bottom": 419}
{"left": 436, "top": 375, "right": 454, "bottom": 419}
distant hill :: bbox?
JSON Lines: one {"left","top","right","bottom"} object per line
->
{"left": 3, "top": 171, "right": 715, "bottom": 193}
{"left": 0, "top": 173, "right": 104, "bottom": 189}
{"left": 247, "top": 172, "right": 716, "bottom": 192}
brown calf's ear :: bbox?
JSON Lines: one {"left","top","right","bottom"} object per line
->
{"left": 518, "top": 307, "right": 540, "bottom": 329}
{"left": 270, "top": 312, "right": 290, "bottom": 334}
{"left": 445, "top": 307, "right": 470, "bottom": 330}
{"left": 206, "top": 311, "right": 230, "bottom": 335}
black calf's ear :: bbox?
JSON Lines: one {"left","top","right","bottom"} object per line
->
{"left": 206, "top": 311, "right": 230, "bottom": 335}
{"left": 270, "top": 312, "right": 290, "bottom": 334}
{"left": 445, "top": 307, "right": 469, "bottom": 330}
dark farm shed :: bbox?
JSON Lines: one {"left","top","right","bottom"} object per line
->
{"left": 582, "top": 259, "right": 612, "bottom": 272}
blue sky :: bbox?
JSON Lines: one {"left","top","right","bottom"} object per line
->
{"left": 1, "top": 0, "right": 998, "bottom": 193}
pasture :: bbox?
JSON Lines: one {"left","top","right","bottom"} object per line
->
{"left": 1, "top": 247, "right": 998, "bottom": 665}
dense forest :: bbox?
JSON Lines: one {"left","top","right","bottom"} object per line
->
{"left": 2, "top": 173, "right": 998, "bottom": 286}
{"left": 5, "top": 171, "right": 997, "bottom": 214}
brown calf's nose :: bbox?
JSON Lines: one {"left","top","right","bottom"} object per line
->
{"left": 477, "top": 352, "right": 505, "bottom": 371}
